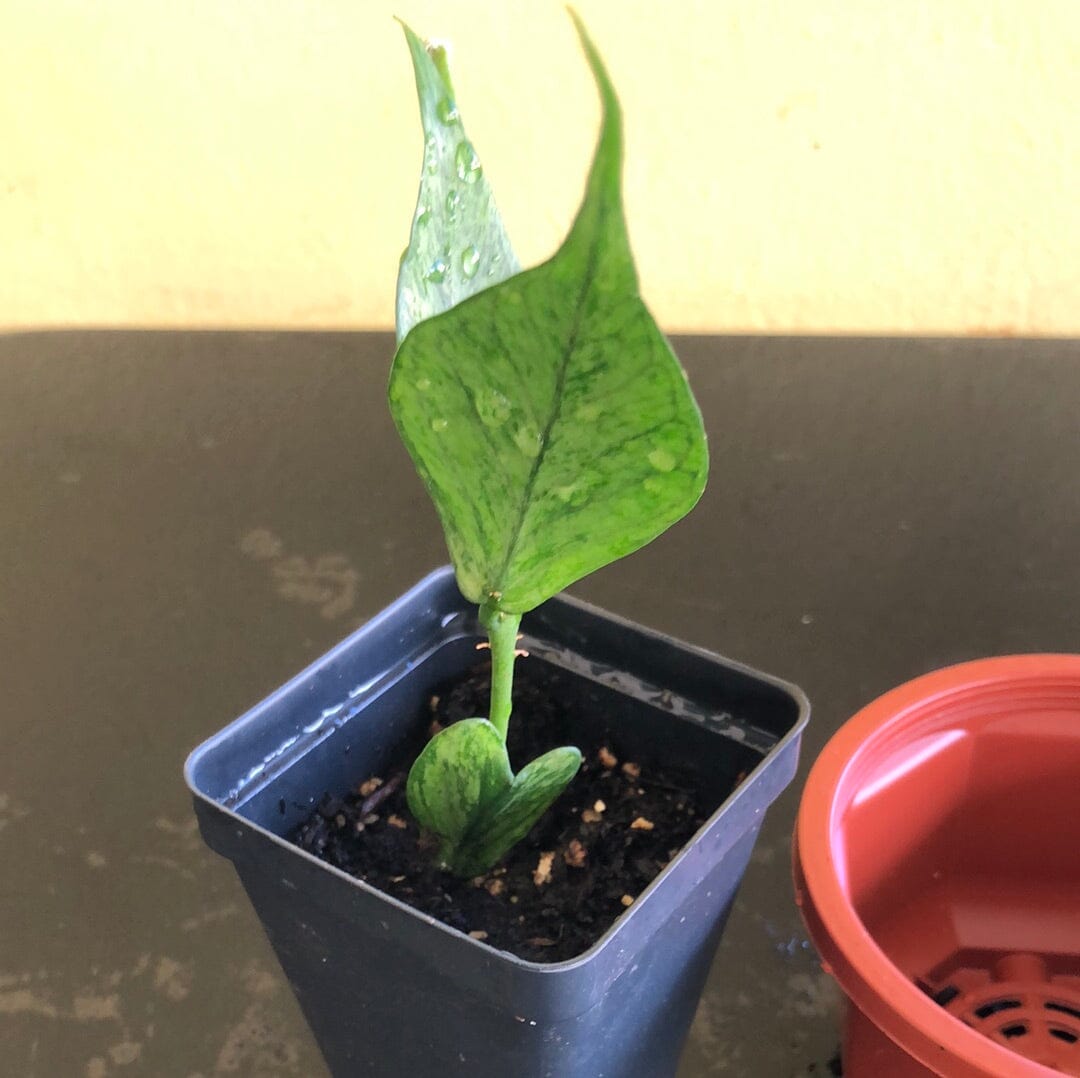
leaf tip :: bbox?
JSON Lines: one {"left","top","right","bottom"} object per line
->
{"left": 393, "top": 15, "right": 419, "bottom": 48}
{"left": 565, "top": 8, "right": 620, "bottom": 122}
{"left": 397, "top": 17, "right": 455, "bottom": 102}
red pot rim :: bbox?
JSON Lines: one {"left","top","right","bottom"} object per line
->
{"left": 794, "top": 654, "right": 1080, "bottom": 1078}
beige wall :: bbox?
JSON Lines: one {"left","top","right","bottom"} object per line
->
{"left": 3, "top": 1, "right": 1077, "bottom": 334}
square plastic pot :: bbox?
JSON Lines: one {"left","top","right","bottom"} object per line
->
{"left": 186, "top": 567, "right": 809, "bottom": 1078}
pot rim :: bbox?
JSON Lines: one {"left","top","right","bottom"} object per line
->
{"left": 794, "top": 653, "right": 1080, "bottom": 1078}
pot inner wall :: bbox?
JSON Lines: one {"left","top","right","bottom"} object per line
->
{"left": 832, "top": 676, "right": 1080, "bottom": 1073}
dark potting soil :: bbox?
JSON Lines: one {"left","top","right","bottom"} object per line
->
{"left": 293, "top": 657, "right": 732, "bottom": 963}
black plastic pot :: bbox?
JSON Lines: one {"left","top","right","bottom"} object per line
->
{"left": 186, "top": 567, "right": 809, "bottom": 1078}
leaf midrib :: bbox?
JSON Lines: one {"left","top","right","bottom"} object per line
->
{"left": 491, "top": 222, "right": 608, "bottom": 601}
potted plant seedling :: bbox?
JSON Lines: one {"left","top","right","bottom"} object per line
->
{"left": 388, "top": 8, "right": 709, "bottom": 884}
{"left": 186, "top": 15, "right": 809, "bottom": 1078}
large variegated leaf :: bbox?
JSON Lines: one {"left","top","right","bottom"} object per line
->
{"left": 389, "top": 15, "right": 707, "bottom": 613}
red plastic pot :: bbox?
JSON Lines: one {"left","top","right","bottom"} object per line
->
{"left": 794, "top": 655, "right": 1080, "bottom": 1077}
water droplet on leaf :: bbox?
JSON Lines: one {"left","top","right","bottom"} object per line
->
{"left": 436, "top": 98, "right": 459, "bottom": 125}
{"left": 643, "top": 477, "right": 664, "bottom": 494}
{"left": 514, "top": 423, "right": 543, "bottom": 458}
{"left": 425, "top": 257, "right": 449, "bottom": 284}
{"left": 461, "top": 245, "right": 481, "bottom": 279}
{"left": 431, "top": 417, "right": 449, "bottom": 433}
{"left": 415, "top": 377, "right": 432, "bottom": 392}
{"left": 474, "top": 387, "right": 511, "bottom": 427}
{"left": 454, "top": 140, "right": 482, "bottom": 184}
{"left": 445, "top": 189, "right": 461, "bottom": 221}
{"left": 648, "top": 448, "right": 677, "bottom": 473}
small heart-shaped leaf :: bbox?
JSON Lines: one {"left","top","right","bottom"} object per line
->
{"left": 406, "top": 718, "right": 512, "bottom": 867}
{"left": 454, "top": 745, "right": 582, "bottom": 878}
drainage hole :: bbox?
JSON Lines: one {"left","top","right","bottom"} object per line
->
{"left": 975, "top": 999, "right": 1022, "bottom": 1019}
{"left": 1049, "top": 1028, "right": 1079, "bottom": 1044}
{"left": 1046, "top": 1002, "right": 1080, "bottom": 1022}
{"left": 931, "top": 985, "right": 961, "bottom": 1007}
{"left": 1001, "top": 1023, "right": 1028, "bottom": 1039}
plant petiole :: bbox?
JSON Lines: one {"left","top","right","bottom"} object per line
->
{"left": 479, "top": 598, "right": 522, "bottom": 742}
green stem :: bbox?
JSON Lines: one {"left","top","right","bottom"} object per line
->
{"left": 479, "top": 600, "right": 522, "bottom": 742}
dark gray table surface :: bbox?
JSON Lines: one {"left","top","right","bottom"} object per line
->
{"left": 2, "top": 330, "right": 1078, "bottom": 1078}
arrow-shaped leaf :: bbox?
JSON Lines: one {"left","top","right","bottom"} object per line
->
{"left": 395, "top": 22, "right": 520, "bottom": 344}
{"left": 389, "top": 14, "right": 707, "bottom": 613}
